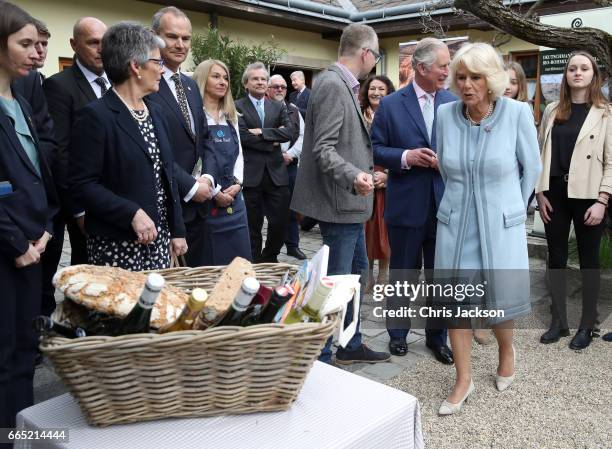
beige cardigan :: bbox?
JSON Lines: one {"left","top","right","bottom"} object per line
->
{"left": 535, "top": 101, "right": 612, "bottom": 198}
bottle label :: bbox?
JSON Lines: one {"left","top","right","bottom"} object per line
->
{"left": 139, "top": 287, "right": 158, "bottom": 308}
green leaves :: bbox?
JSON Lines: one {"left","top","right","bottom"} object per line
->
{"left": 191, "top": 26, "right": 287, "bottom": 98}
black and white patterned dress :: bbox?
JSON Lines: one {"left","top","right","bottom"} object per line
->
{"left": 87, "top": 114, "right": 171, "bottom": 271}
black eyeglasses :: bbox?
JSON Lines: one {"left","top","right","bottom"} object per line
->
{"left": 363, "top": 48, "right": 382, "bottom": 64}
{"left": 270, "top": 85, "right": 287, "bottom": 90}
{"left": 147, "top": 58, "right": 165, "bottom": 68}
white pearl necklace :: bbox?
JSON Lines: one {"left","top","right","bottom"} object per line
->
{"left": 113, "top": 88, "right": 150, "bottom": 122}
{"left": 465, "top": 102, "right": 494, "bottom": 125}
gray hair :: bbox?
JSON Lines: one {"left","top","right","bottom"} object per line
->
{"left": 412, "top": 37, "right": 447, "bottom": 71}
{"left": 268, "top": 74, "right": 287, "bottom": 86}
{"left": 290, "top": 70, "right": 304, "bottom": 81}
{"left": 151, "top": 6, "right": 190, "bottom": 34}
{"left": 338, "top": 23, "right": 377, "bottom": 58}
{"left": 242, "top": 62, "right": 269, "bottom": 85}
{"left": 102, "top": 21, "right": 165, "bottom": 85}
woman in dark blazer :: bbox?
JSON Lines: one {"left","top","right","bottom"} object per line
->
{"left": 69, "top": 22, "right": 186, "bottom": 271}
{"left": 0, "top": 2, "right": 58, "bottom": 429}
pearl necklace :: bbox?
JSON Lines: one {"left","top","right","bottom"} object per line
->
{"left": 113, "top": 88, "right": 150, "bottom": 122}
{"left": 465, "top": 102, "right": 494, "bottom": 125}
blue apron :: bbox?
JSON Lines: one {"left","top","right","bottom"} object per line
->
{"left": 203, "top": 122, "right": 251, "bottom": 265}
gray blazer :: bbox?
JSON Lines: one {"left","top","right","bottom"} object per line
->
{"left": 291, "top": 65, "right": 374, "bottom": 224}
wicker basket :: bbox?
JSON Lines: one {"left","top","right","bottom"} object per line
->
{"left": 40, "top": 263, "right": 338, "bottom": 427}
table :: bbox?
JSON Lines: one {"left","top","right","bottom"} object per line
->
{"left": 16, "top": 361, "right": 423, "bottom": 449}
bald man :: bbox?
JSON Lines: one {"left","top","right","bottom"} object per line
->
{"left": 43, "top": 17, "right": 109, "bottom": 269}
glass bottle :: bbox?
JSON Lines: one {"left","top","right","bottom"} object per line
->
{"left": 158, "top": 288, "right": 208, "bottom": 333}
{"left": 284, "top": 277, "right": 334, "bottom": 324}
{"left": 34, "top": 316, "right": 86, "bottom": 338}
{"left": 116, "top": 273, "right": 165, "bottom": 335}
{"left": 217, "top": 277, "right": 260, "bottom": 326}
{"left": 257, "top": 286, "right": 292, "bottom": 324}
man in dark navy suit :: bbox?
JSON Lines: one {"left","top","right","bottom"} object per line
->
{"left": 371, "top": 38, "right": 455, "bottom": 364}
{"left": 288, "top": 70, "right": 310, "bottom": 120}
{"left": 148, "top": 6, "right": 217, "bottom": 267}
{"left": 43, "top": 17, "right": 109, "bottom": 269}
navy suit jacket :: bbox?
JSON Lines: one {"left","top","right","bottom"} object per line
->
{"left": 372, "top": 83, "right": 457, "bottom": 228}
{"left": 68, "top": 90, "right": 185, "bottom": 241}
{"left": 11, "top": 70, "right": 58, "bottom": 177}
{"left": 0, "top": 91, "right": 58, "bottom": 260}
{"left": 235, "top": 96, "right": 294, "bottom": 187}
{"left": 146, "top": 75, "right": 217, "bottom": 224}
{"left": 289, "top": 87, "right": 310, "bottom": 119}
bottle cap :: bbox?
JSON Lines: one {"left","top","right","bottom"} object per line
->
{"left": 146, "top": 273, "right": 165, "bottom": 292}
{"left": 241, "top": 277, "right": 260, "bottom": 295}
{"left": 190, "top": 288, "right": 208, "bottom": 304}
{"left": 274, "top": 286, "right": 290, "bottom": 299}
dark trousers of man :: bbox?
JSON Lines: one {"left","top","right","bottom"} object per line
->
{"left": 243, "top": 168, "right": 289, "bottom": 263}
{"left": 40, "top": 193, "right": 88, "bottom": 317}
{"left": 184, "top": 217, "right": 207, "bottom": 267}
{"left": 544, "top": 177, "right": 605, "bottom": 329}
{"left": 318, "top": 222, "right": 367, "bottom": 363}
{"left": 284, "top": 161, "right": 300, "bottom": 250}
{"left": 386, "top": 200, "right": 448, "bottom": 347}
{"left": 0, "top": 258, "right": 41, "bottom": 432}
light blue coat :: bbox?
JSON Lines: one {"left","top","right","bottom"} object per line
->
{"left": 434, "top": 97, "right": 542, "bottom": 319}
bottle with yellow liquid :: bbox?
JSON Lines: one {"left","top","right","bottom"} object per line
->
{"left": 284, "top": 277, "right": 334, "bottom": 324}
{"left": 158, "top": 288, "right": 208, "bottom": 333}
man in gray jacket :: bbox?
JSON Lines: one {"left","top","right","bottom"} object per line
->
{"left": 291, "top": 24, "right": 390, "bottom": 365}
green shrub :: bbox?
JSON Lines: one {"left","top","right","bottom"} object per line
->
{"left": 191, "top": 26, "right": 287, "bottom": 99}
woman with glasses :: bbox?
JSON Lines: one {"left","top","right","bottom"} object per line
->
{"left": 192, "top": 59, "right": 251, "bottom": 265}
{"left": 69, "top": 22, "right": 187, "bottom": 271}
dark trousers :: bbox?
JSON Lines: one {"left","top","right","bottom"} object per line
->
{"left": 184, "top": 217, "right": 208, "bottom": 267}
{"left": 544, "top": 177, "right": 605, "bottom": 328}
{"left": 243, "top": 168, "right": 289, "bottom": 262}
{"left": 0, "top": 258, "right": 41, "bottom": 430}
{"left": 386, "top": 201, "right": 448, "bottom": 347}
{"left": 284, "top": 162, "right": 300, "bottom": 249}
{"left": 318, "top": 222, "right": 367, "bottom": 362}
{"left": 40, "top": 193, "right": 88, "bottom": 317}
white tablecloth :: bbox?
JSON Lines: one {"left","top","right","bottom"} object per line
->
{"left": 16, "top": 361, "right": 423, "bottom": 449}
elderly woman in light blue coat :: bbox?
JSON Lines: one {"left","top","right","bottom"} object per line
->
{"left": 434, "top": 43, "right": 542, "bottom": 416}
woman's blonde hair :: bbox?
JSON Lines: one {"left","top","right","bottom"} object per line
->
{"left": 192, "top": 59, "right": 238, "bottom": 124}
{"left": 449, "top": 42, "right": 509, "bottom": 100}
{"left": 504, "top": 61, "right": 529, "bottom": 102}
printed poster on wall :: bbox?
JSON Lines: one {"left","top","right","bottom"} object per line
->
{"left": 398, "top": 36, "right": 469, "bottom": 89}
{"left": 540, "top": 49, "right": 609, "bottom": 102}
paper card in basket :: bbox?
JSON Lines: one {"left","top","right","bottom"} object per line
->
{"left": 319, "top": 274, "right": 360, "bottom": 348}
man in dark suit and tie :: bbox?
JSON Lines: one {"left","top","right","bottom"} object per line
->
{"left": 147, "top": 6, "right": 216, "bottom": 267}
{"left": 235, "top": 62, "right": 294, "bottom": 263}
{"left": 288, "top": 70, "right": 310, "bottom": 119}
{"left": 371, "top": 38, "right": 455, "bottom": 365}
{"left": 43, "top": 16, "right": 109, "bottom": 267}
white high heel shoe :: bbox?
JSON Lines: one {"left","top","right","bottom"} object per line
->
{"left": 438, "top": 380, "right": 475, "bottom": 416}
{"left": 495, "top": 345, "right": 516, "bottom": 392}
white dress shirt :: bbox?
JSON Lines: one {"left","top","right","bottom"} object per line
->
{"left": 75, "top": 58, "right": 110, "bottom": 99}
{"left": 281, "top": 110, "right": 304, "bottom": 160}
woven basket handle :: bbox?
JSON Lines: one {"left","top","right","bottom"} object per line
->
{"left": 170, "top": 254, "right": 188, "bottom": 268}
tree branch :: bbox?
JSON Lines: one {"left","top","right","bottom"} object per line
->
{"left": 454, "top": 0, "right": 612, "bottom": 78}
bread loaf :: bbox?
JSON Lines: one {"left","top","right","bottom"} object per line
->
{"left": 194, "top": 257, "right": 255, "bottom": 329}
{"left": 52, "top": 265, "right": 188, "bottom": 329}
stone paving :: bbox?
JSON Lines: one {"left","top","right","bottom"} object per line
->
{"left": 36, "top": 214, "right": 609, "bottom": 403}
